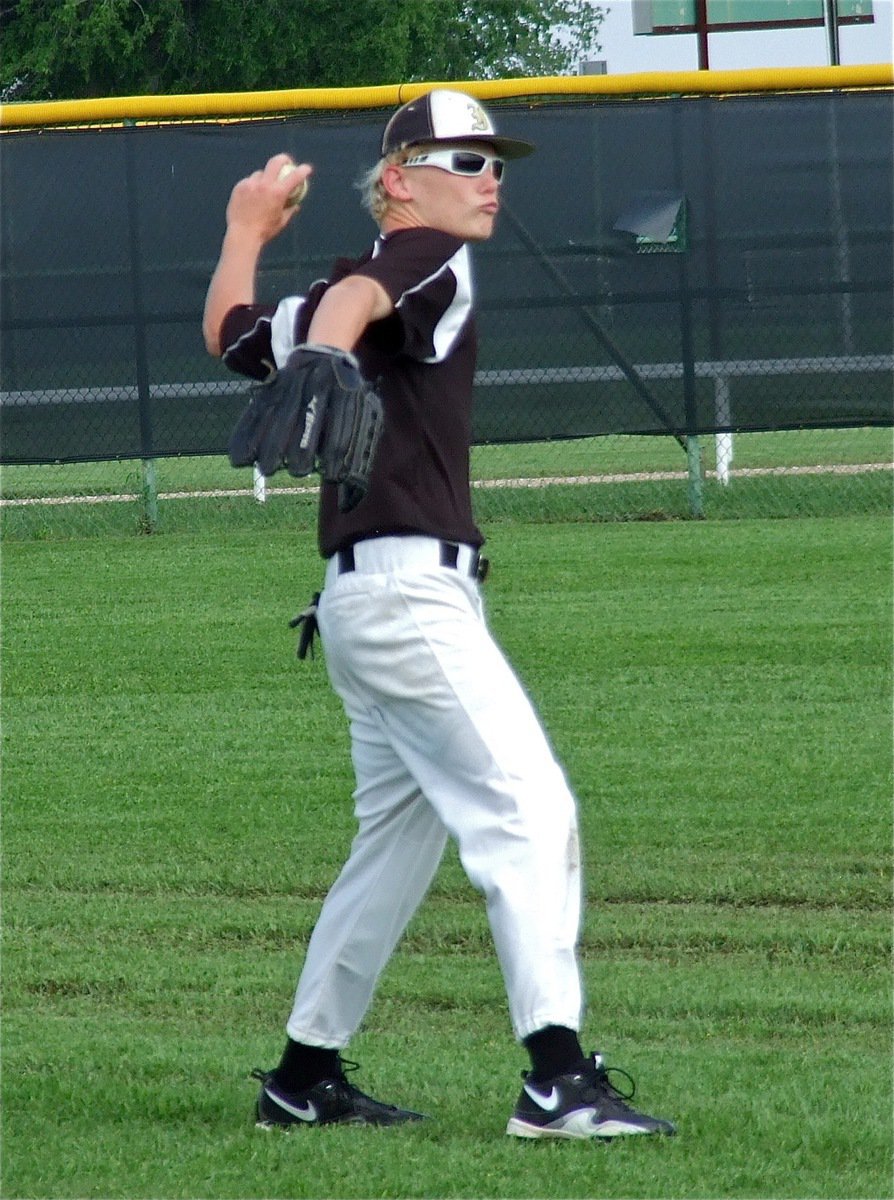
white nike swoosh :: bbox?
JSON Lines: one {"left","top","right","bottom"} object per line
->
{"left": 523, "top": 1082, "right": 561, "bottom": 1112}
{"left": 266, "top": 1085, "right": 318, "bottom": 1122}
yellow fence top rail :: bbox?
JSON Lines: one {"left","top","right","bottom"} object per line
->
{"left": 2, "top": 63, "right": 891, "bottom": 129}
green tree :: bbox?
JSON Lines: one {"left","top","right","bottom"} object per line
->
{"left": 0, "top": 0, "right": 606, "bottom": 101}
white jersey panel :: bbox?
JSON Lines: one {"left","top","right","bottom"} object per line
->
{"left": 395, "top": 244, "right": 473, "bottom": 364}
{"left": 270, "top": 295, "right": 307, "bottom": 368}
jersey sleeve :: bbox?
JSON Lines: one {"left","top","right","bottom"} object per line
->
{"left": 220, "top": 294, "right": 311, "bottom": 378}
{"left": 219, "top": 304, "right": 276, "bottom": 379}
{"left": 353, "top": 228, "right": 472, "bottom": 363}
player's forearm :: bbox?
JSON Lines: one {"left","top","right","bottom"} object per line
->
{"left": 306, "top": 275, "right": 393, "bottom": 353}
{"left": 203, "top": 227, "right": 266, "bottom": 356}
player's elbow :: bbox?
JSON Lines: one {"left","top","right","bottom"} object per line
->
{"left": 203, "top": 319, "right": 223, "bottom": 358}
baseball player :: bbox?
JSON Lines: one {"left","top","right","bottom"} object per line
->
{"left": 203, "top": 89, "right": 676, "bottom": 1141}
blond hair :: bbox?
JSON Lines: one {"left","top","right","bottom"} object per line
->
{"left": 358, "top": 148, "right": 412, "bottom": 222}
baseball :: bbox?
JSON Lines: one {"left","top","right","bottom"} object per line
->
{"left": 278, "top": 162, "right": 309, "bottom": 207}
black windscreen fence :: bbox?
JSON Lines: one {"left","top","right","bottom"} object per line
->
{"left": 1, "top": 90, "right": 891, "bottom": 465}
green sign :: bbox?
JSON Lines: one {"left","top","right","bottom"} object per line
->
{"left": 633, "top": 0, "right": 874, "bottom": 33}
{"left": 636, "top": 203, "right": 688, "bottom": 254}
{"left": 613, "top": 193, "right": 689, "bottom": 253}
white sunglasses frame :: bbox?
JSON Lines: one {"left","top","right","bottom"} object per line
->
{"left": 403, "top": 148, "right": 505, "bottom": 181}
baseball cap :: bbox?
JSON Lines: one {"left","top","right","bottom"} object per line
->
{"left": 382, "top": 89, "right": 534, "bottom": 160}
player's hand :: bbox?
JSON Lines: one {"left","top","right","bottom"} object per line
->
{"left": 225, "top": 153, "right": 313, "bottom": 244}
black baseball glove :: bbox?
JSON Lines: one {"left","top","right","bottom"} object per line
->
{"left": 228, "top": 343, "right": 384, "bottom": 512}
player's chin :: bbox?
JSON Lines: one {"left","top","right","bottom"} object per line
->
{"left": 467, "top": 212, "right": 498, "bottom": 241}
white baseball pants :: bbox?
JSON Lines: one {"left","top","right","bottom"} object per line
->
{"left": 285, "top": 535, "right": 583, "bottom": 1047}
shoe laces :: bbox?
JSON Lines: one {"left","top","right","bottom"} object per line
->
{"left": 337, "top": 1056, "right": 361, "bottom": 1081}
{"left": 250, "top": 1059, "right": 358, "bottom": 1092}
{"left": 329, "top": 1057, "right": 365, "bottom": 1099}
{"left": 584, "top": 1053, "right": 637, "bottom": 1105}
{"left": 521, "top": 1053, "right": 638, "bottom": 1102}
{"left": 337, "top": 1057, "right": 409, "bottom": 1115}
{"left": 251, "top": 1063, "right": 367, "bottom": 1118}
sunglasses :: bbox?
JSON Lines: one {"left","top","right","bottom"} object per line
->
{"left": 403, "top": 149, "right": 505, "bottom": 182}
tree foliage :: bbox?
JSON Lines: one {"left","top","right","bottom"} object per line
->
{"left": 0, "top": 0, "right": 606, "bottom": 102}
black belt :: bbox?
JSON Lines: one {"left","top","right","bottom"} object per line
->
{"left": 336, "top": 541, "right": 489, "bottom": 582}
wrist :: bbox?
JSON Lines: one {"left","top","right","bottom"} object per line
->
{"left": 299, "top": 343, "right": 361, "bottom": 370}
{"left": 221, "top": 223, "right": 267, "bottom": 256}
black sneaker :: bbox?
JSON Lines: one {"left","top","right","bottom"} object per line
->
{"left": 506, "top": 1052, "right": 676, "bottom": 1140}
{"left": 252, "top": 1062, "right": 426, "bottom": 1129}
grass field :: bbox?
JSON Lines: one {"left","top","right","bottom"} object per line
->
{"left": 2, "top": 429, "right": 891, "bottom": 499}
{"left": 2, "top": 508, "right": 892, "bottom": 1199}
{"left": 2, "top": 427, "right": 891, "bottom": 542}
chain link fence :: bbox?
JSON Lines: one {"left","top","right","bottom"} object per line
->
{"left": 2, "top": 428, "right": 889, "bottom": 541}
{"left": 2, "top": 75, "right": 891, "bottom": 540}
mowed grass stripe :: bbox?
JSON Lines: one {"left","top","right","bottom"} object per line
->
{"left": 2, "top": 513, "right": 891, "bottom": 1199}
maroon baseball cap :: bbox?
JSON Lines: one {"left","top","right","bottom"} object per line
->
{"left": 382, "top": 89, "right": 534, "bottom": 159}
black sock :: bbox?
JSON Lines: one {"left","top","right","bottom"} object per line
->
{"left": 274, "top": 1038, "right": 342, "bottom": 1093}
{"left": 523, "top": 1025, "right": 586, "bottom": 1082}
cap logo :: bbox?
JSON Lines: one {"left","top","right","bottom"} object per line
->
{"left": 466, "top": 101, "right": 490, "bottom": 132}
{"left": 382, "top": 88, "right": 534, "bottom": 160}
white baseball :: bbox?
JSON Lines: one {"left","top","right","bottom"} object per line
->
{"left": 277, "top": 162, "right": 309, "bottom": 207}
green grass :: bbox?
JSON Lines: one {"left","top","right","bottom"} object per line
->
{"left": 1, "top": 428, "right": 890, "bottom": 542}
{"left": 2, "top": 513, "right": 892, "bottom": 1199}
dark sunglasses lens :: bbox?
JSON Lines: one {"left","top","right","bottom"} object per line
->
{"left": 452, "top": 152, "right": 505, "bottom": 180}
{"left": 452, "top": 152, "right": 488, "bottom": 175}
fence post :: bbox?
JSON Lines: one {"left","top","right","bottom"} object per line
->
{"left": 253, "top": 465, "right": 267, "bottom": 503}
{"left": 714, "top": 376, "right": 733, "bottom": 485}
{"left": 686, "top": 436, "right": 705, "bottom": 515}
{"left": 141, "top": 458, "right": 159, "bottom": 531}
{"left": 678, "top": 242, "right": 705, "bottom": 519}
{"left": 124, "top": 120, "right": 157, "bottom": 533}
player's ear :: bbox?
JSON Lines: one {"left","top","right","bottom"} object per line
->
{"left": 381, "top": 162, "right": 414, "bottom": 202}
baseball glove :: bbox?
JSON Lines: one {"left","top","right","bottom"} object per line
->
{"left": 228, "top": 343, "right": 384, "bottom": 512}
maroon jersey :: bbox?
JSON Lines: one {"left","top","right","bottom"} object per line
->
{"left": 219, "top": 227, "right": 483, "bottom": 557}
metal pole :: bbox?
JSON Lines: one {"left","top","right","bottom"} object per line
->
{"left": 695, "top": 0, "right": 710, "bottom": 69}
{"left": 141, "top": 457, "right": 159, "bottom": 530}
{"left": 686, "top": 435, "right": 705, "bottom": 515}
{"left": 500, "top": 200, "right": 687, "bottom": 450}
{"left": 679, "top": 255, "right": 705, "bottom": 518}
{"left": 670, "top": 203, "right": 704, "bottom": 516}
{"left": 253, "top": 464, "right": 267, "bottom": 503}
{"left": 714, "top": 377, "right": 733, "bottom": 486}
{"left": 124, "top": 121, "right": 157, "bottom": 533}
{"left": 827, "top": 94, "right": 855, "bottom": 353}
{"left": 701, "top": 97, "right": 732, "bottom": 486}
{"left": 670, "top": 105, "right": 704, "bottom": 517}
{"left": 824, "top": 0, "right": 841, "bottom": 66}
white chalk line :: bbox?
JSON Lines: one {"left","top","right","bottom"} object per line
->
{"left": 1, "top": 463, "right": 891, "bottom": 508}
